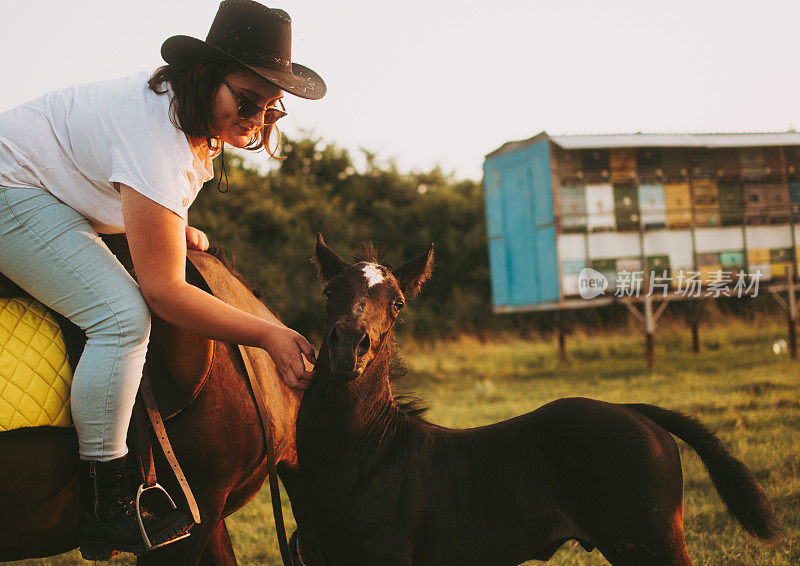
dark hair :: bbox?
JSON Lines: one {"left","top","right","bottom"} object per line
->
{"left": 148, "top": 56, "right": 282, "bottom": 158}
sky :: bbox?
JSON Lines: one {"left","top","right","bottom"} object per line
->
{"left": 2, "top": 0, "right": 800, "bottom": 181}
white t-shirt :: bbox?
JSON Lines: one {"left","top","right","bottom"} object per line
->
{"left": 0, "top": 70, "right": 214, "bottom": 234}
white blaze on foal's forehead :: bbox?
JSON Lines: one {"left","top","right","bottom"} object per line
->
{"left": 361, "top": 263, "right": 385, "bottom": 287}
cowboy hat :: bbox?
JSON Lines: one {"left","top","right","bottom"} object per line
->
{"left": 161, "top": 0, "right": 326, "bottom": 100}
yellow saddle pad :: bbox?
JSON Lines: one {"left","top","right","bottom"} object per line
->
{"left": 0, "top": 297, "right": 73, "bottom": 431}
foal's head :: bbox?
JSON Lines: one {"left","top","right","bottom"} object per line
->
{"left": 313, "top": 234, "right": 434, "bottom": 382}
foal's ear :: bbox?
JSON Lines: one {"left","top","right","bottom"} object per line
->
{"left": 314, "top": 233, "right": 349, "bottom": 282}
{"left": 392, "top": 243, "right": 435, "bottom": 299}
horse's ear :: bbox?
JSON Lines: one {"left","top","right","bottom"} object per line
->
{"left": 392, "top": 243, "right": 434, "bottom": 299}
{"left": 314, "top": 233, "right": 349, "bottom": 282}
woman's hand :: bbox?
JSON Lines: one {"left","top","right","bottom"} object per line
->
{"left": 260, "top": 323, "right": 317, "bottom": 390}
{"left": 186, "top": 225, "right": 210, "bottom": 251}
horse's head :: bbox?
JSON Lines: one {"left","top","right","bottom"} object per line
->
{"left": 313, "top": 233, "right": 433, "bottom": 382}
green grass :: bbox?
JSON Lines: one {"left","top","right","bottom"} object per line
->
{"left": 12, "top": 319, "right": 800, "bottom": 565}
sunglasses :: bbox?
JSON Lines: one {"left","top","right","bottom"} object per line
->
{"left": 222, "top": 80, "right": 287, "bottom": 124}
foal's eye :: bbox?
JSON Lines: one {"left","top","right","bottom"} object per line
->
{"left": 323, "top": 288, "right": 332, "bottom": 299}
{"left": 394, "top": 300, "right": 405, "bottom": 311}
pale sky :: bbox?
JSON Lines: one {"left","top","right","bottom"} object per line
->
{"left": 2, "top": 0, "right": 799, "bottom": 181}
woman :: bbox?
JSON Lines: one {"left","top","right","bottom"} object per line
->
{"left": 0, "top": 0, "right": 325, "bottom": 558}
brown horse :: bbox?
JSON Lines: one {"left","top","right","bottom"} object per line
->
{"left": 0, "top": 246, "right": 304, "bottom": 565}
{"left": 291, "top": 234, "right": 781, "bottom": 566}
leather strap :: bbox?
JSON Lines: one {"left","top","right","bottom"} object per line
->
{"left": 236, "top": 344, "right": 293, "bottom": 565}
{"left": 132, "top": 399, "right": 157, "bottom": 489}
{"left": 187, "top": 253, "right": 293, "bottom": 566}
{"left": 139, "top": 368, "right": 202, "bottom": 525}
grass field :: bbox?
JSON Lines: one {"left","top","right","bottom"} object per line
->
{"left": 11, "top": 317, "right": 800, "bottom": 565}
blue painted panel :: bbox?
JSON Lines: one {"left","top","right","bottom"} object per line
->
{"left": 482, "top": 165, "right": 509, "bottom": 306}
{"left": 483, "top": 141, "right": 559, "bottom": 307}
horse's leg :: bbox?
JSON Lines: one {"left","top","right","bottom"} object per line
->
{"left": 136, "top": 513, "right": 224, "bottom": 566}
{"left": 198, "top": 520, "right": 237, "bottom": 566}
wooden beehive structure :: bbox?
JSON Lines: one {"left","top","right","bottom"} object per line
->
{"left": 483, "top": 132, "right": 800, "bottom": 311}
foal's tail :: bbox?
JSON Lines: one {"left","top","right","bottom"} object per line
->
{"left": 626, "top": 403, "right": 781, "bottom": 541}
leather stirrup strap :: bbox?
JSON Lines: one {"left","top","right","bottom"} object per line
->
{"left": 133, "top": 399, "right": 157, "bottom": 489}
{"left": 235, "top": 343, "right": 293, "bottom": 566}
{"left": 139, "top": 368, "right": 202, "bottom": 525}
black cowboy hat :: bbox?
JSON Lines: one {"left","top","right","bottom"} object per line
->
{"left": 161, "top": 0, "right": 326, "bottom": 100}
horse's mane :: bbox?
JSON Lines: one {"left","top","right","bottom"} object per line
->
{"left": 204, "top": 246, "right": 280, "bottom": 316}
{"left": 351, "top": 241, "right": 393, "bottom": 269}
{"left": 387, "top": 343, "right": 428, "bottom": 418}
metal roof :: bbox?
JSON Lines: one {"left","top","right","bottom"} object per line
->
{"left": 486, "top": 131, "right": 800, "bottom": 159}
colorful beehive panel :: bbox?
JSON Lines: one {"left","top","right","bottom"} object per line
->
{"left": 560, "top": 259, "right": 586, "bottom": 296}
{"left": 785, "top": 146, "right": 800, "bottom": 177}
{"left": 661, "top": 149, "right": 689, "bottom": 180}
{"left": 613, "top": 181, "right": 640, "bottom": 230}
{"left": 692, "top": 179, "right": 720, "bottom": 226}
{"left": 638, "top": 183, "right": 667, "bottom": 229}
{"left": 720, "top": 250, "right": 745, "bottom": 278}
{"left": 763, "top": 147, "right": 782, "bottom": 176}
{"left": 753, "top": 266, "right": 773, "bottom": 280}
{"left": 765, "top": 181, "right": 791, "bottom": 224}
{"left": 646, "top": 255, "right": 671, "bottom": 282}
{"left": 610, "top": 149, "right": 636, "bottom": 181}
{"left": 557, "top": 185, "right": 587, "bottom": 233}
{"left": 695, "top": 227, "right": 744, "bottom": 253}
{"left": 636, "top": 148, "right": 661, "bottom": 181}
{"left": 588, "top": 232, "right": 641, "bottom": 259}
{"left": 746, "top": 225, "right": 793, "bottom": 251}
{"left": 585, "top": 184, "right": 616, "bottom": 231}
{"left": 744, "top": 181, "right": 770, "bottom": 225}
{"left": 555, "top": 147, "right": 584, "bottom": 181}
{"left": 590, "top": 258, "right": 618, "bottom": 289}
{"left": 770, "top": 248, "right": 794, "bottom": 279}
{"left": 643, "top": 228, "right": 692, "bottom": 254}
{"left": 715, "top": 148, "right": 741, "bottom": 178}
{"left": 557, "top": 233, "right": 587, "bottom": 262}
{"left": 583, "top": 149, "right": 610, "bottom": 183}
{"left": 791, "top": 180, "right": 800, "bottom": 221}
{"left": 616, "top": 258, "right": 642, "bottom": 273}
{"left": 696, "top": 252, "right": 722, "bottom": 283}
{"left": 691, "top": 150, "right": 715, "bottom": 178}
{"left": 718, "top": 178, "right": 744, "bottom": 226}
{"left": 670, "top": 251, "right": 696, "bottom": 288}
{"left": 692, "top": 178, "right": 719, "bottom": 204}
{"left": 741, "top": 147, "right": 766, "bottom": 179}
{"left": 664, "top": 182, "right": 693, "bottom": 227}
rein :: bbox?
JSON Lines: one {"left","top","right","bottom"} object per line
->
{"left": 236, "top": 344, "right": 293, "bottom": 565}
{"left": 188, "top": 254, "right": 293, "bottom": 566}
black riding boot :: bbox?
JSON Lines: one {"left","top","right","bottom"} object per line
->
{"left": 79, "top": 455, "right": 194, "bottom": 561}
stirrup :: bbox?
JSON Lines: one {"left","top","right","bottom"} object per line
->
{"left": 134, "top": 482, "right": 191, "bottom": 551}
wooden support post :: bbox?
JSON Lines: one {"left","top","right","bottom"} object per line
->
{"left": 768, "top": 266, "right": 798, "bottom": 360}
{"left": 623, "top": 295, "right": 670, "bottom": 373}
{"left": 686, "top": 301, "right": 704, "bottom": 354}
{"left": 788, "top": 266, "right": 797, "bottom": 360}
{"left": 644, "top": 293, "right": 655, "bottom": 372}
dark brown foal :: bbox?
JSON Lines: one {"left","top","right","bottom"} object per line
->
{"left": 291, "top": 234, "right": 780, "bottom": 566}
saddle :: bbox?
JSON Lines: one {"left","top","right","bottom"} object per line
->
{"left": 0, "top": 234, "right": 215, "bottom": 432}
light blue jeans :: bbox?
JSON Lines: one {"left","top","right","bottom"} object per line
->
{"left": 0, "top": 186, "right": 150, "bottom": 461}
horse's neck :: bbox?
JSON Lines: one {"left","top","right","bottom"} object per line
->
{"left": 300, "top": 339, "right": 398, "bottom": 455}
